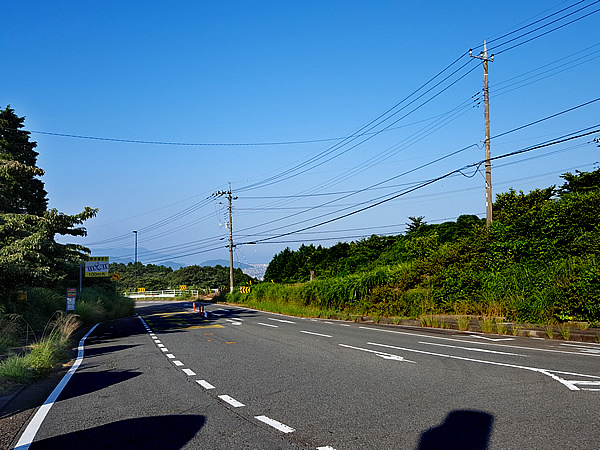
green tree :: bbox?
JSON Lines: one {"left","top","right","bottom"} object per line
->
{"left": 0, "top": 106, "right": 48, "bottom": 215}
{"left": 558, "top": 168, "right": 600, "bottom": 196}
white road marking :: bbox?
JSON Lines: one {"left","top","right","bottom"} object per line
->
{"left": 182, "top": 369, "right": 196, "bottom": 376}
{"left": 226, "top": 319, "right": 243, "bottom": 325}
{"left": 367, "top": 342, "right": 600, "bottom": 390}
{"left": 300, "top": 331, "right": 332, "bottom": 338}
{"left": 161, "top": 348, "right": 169, "bottom": 352}
{"left": 255, "top": 415, "right": 295, "bottom": 433}
{"left": 157, "top": 344, "right": 165, "bottom": 348}
{"left": 14, "top": 324, "right": 99, "bottom": 449}
{"left": 258, "top": 322, "right": 278, "bottom": 328}
{"left": 219, "top": 395, "right": 245, "bottom": 408}
{"left": 268, "top": 318, "right": 296, "bottom": 324}
{"left": 173, "top": 360, "right": 184, "bottom": 366}
{"left": 339, "top": 344, "right": 415, "bottom": 363}
{"left": 196, "top": 380, "right": 215, "bottom": 390}
{"left": 323, "top": 321, "right": 334, "bottom": 324}
{"left": 467, "top": 334, "right": 515, "bottom": 342}
{"left": 339, "top": 324, "right": 352, "bottom": 327}
{"left": 317, "top": 446, "right": 336, "bottom": 450}
{"left": 154, "top": 340, "right": 161, "bottom": 343}
{"left": 167, "top": 354, "right": 175, "bottom": 359}
{"left": 358, "top": 326, "right": 600, "bottom": 357}
{"left": 419, "top": 341, "right": 527, "bottom": 357}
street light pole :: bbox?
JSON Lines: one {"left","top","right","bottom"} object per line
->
{"left": 133, "top": 230, "right": 138, "bottom": 292}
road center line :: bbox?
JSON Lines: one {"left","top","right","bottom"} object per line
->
{"left": 218, "top": 395, "right": 245, "bottom": 408}
{"left": 254, "top": 415, "right": 295, "bottom": 433}
{"left": 300, "top": 331, "right": 332, "bottom": 338}
{"left": 258, "top": 322, "right": 278, "bottom": 328}
{"left": 196, "top": 380, "right": 215, "bottom": 389}
{"left": 173, "top": 360, "right": 184, "bottom": 367}
{"left": 182, "top": 368, "right": 196, "bottom": 376}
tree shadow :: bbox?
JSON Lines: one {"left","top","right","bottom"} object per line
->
{"left": 57, "top": 370, "right": 142, "bottom": 402}
{"left": 30, "top": 414, "right": 205, "bottom": 449}
{"left": 418, "top": 410, "right": 494, "bottom": 450}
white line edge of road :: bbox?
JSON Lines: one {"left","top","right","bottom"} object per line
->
{"left": 14, "top": 323, "right": 100, "bottom": 450}
{"left": 300, "top": 331, "right": 332, "bottom": 338}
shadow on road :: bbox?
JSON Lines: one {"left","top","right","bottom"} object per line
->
{"left": 83, "top": 344, "right": 139, "bottom": 358}
{"left": 56, "top": 370, "right": 142, "bottom": 402}
{"left": 418, "top": 410, "right": 494, "bottom": 450}
{"left": 30, "top": 414, "right": 206, "bottom": 449}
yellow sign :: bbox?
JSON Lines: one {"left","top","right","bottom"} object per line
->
{"left": 138, "top": 287, "right": 146, "bottom": 293}
{"left": 85, "top": 257, "right": 110, "bottom": 277}
{"left": 112, "top": 273, "right": 121, "bottom": 281}
{"left": 240, "top": 286, "right": 251, "bottom": 294}
{"left": 179, "top": 285, "right": 187, "bottom": 290}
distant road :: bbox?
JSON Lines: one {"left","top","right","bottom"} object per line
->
{"left": 16, "top": 301, "right": 600, "bottom": 449}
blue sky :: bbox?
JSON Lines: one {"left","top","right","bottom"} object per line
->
{"left": 3, "top": 1, "right": 600, "bottom": 266}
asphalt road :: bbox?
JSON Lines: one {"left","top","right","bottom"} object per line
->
{"left": 13, "top": 300, "right": 600, "bottom": 449}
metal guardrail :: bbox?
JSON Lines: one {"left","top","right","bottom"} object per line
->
{"left": 124, "top": 289, "right": 200, "bottom": 299}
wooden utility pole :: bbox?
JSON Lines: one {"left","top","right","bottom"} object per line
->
{"left": 215, "top": 184, "right": 237, "bottom": 293}
{"left": 470, "top": 41, "right": 494, "bottom": 226}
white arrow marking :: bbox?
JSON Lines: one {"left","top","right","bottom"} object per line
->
{"left": 339, "top": 344, "right": 414, "bottom": 363}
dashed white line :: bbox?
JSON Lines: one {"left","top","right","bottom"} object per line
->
{"left": 339, "top": 324, "right": 352, "bottom": 327}
{"left": 267, "top": 318, "right": 297, "bottom": 324}
{"left": 161, "top": 348, "right": 169, "bottom": 352}
{"left": 182, "top": 368, "right": 196, "bottom": 376}
{"left": 219, "top": 395, "right": 245, "bottom": 408}
{"left": 173, "top": 360, "right": 184, "bottom": 367}
{"left": 258, "top": 322, "right": 278, "bottom": 328}
{"left": 196, "top": 380, "right": 215, "bottom": 390}
{"left": 157, "top": 344, "right": 165, "bottom": 348}
{"left": 166, "top": 354, "right": 175, "bottom": 359}
{"left": 300, "top": 331, "right": 332, "bottom": 338}
{"left": 254, "top": 415, "right": 295, "bottom": 433}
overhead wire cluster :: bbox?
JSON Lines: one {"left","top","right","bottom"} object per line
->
{"left": 33, "top": 0, "right": 600, "bottom": 264}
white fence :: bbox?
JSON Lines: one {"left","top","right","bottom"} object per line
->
{"left": 125, "top": 289, "right": 200, "bottom": 299}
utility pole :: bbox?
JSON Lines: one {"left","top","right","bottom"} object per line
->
{"left": 215, "top": 184, "right": 237, "bottom": 293}
{"left": 470, "top": 40, "right": 494, "bottom": 226}
{"left": 133, "top": 230, "right": 138, "bottom": 292}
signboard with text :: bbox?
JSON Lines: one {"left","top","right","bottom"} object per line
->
{"left": 66, "top": 288, "right": 77, "bottom": 312}
{"left": 85, "top": 257, "right": 110, "bottom": 277}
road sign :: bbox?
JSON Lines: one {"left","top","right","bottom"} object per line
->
{"left": 138, "top": 287, "right": 146, "bottom": 293}
{"left": 240, "top": 286, "right": 251, "bottom": 294}
{"left": 66, "top": 288, "right": 77, "bottom": 312}
{"left": 179, "top": 285, "right": 187, "bottom": 290}
{"left": 85, "top": 256, "right": 110, "bottom": 277}
{"left": 112, "top": 273, "right": 121, "bottom": 281}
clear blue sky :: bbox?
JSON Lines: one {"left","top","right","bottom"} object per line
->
{"left": 3, "top": 1, "right": 600, "bottom": 266}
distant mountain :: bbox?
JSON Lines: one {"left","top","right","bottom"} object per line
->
{"left": 90, "top": 248, "right": 186, "bottom": 270}
{"left": 199, "top": 259, "right": 253, "bottom": 269}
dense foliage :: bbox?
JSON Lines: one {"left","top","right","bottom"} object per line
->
{"left": 110, "top": 262, "right": 256, "bottom": 292}
{"left": 255, "top": 169, "right": 600, "bottom": 323}
{"left": 0, "top": 106, "right": 97, "bottom": 310}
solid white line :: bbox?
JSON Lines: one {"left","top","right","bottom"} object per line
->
{"left": 14, "top": 323, "right": 100, "bottom": 449}
{"left": 300, "top": 331, "right": 332, "bottom": 338}
{"left": 254, "top": 415, "right": 295, "bottom": 433}
{"left": 182, "top": 369, "right": 196, "bottom": 376}
{"left": 167, "top": 354, "right": 175, "bottom": 359}
{"left": 173, "top": 360, "right": 184, "bottom": 366}
{"left": 268, "top": 318, "right": 296, "bottom": 324}
{"left": 196, "top": 380, "right": 215, "bottom": 390}
{"left": 339, "top": 344, "right": 415, "bottom": 363}
{"left": 258, "top": 322, "right": 278, "bottom": 328}
{"left": 358, "top": 326, "right": 600, "bottom": 357}
{"left": 218, "top": 395, "right": 245, "bottom": 407}
{"left": 419, "top": 341, "right": 527, "bottom": 357}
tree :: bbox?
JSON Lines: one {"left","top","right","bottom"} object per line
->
{"left": 0, "top": 106, "right": 97, "bottom": 298}
{"left": 558, "top": 168, "right": 600, "bottom": 196}
{"left": 0, "top": 106, "right": 48, "bottom": 215}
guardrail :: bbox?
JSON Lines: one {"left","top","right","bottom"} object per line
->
{"left": 124, "top": 289, "right": 200, "bottom": 299}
